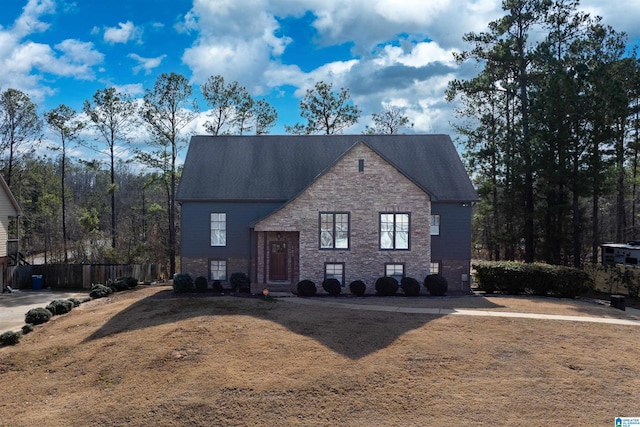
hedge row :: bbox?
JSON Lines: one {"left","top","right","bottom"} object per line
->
{"left": 473, "top": 261, "right": 593, "bottom": 298}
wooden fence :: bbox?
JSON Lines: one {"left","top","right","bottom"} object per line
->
{"left": 9, "top": 264, "right": 168, "bottom": 290}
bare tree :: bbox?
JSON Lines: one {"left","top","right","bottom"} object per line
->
{"left": 0, "top": 88, "right": 42, "bottom": 186}
{"left": 364, "top": 105, "right": 413, "bottom": 134}
{"left": 44, "top": 105, "right": 84, "bottom": 263}
{"left": 83, "top": 87, "right": 136, "bottom": 248}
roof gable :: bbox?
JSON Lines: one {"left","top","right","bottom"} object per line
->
{"left": 176, "top": 134, "right": 478, "bottom": 203}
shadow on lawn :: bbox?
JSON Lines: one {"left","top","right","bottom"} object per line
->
{"left": 82, "top": 290, "right": 505, "bottom": 360}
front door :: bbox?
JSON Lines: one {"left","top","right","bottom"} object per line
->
{"left": 269, "top": 241, "right": 288, "bottom": 281}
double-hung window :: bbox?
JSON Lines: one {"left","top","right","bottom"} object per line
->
{"left": 430, "top": 214, "right": 440, "bottom": 236}
{"left": 385, "top": 263, "right": 405, "bottom": 283}
{"left": 325, "top": 263, "right": 345, "bottom": 286}
{"left": 211, "top": 213, "right": 227, "bottom": 246}
{"left": 379, "top": 213, "right": 410, "bottom": 250}
{"left": 210, "top": 259, "right": 227, "bottom": 281}
{"left": 319, "top": 212, "right": 350, "bottom": 249}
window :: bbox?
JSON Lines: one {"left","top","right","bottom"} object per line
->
{"left": 210, "top": 259, "right": 227, "bottom": 281}
{"left": 358, "top": 159, "right": 364, "bottom": 172}
{"left": 380, "top": 213, "right": 410, "bottom": 250}
{"left": 211, "top": 213, "right": 226, "bottom": 246}
{"left": 320, "top": 212, "right": 350, "bottom": 249}
{"left": 430, "top": 262, "right": 441, "bottom": 275}
{"left": 325, "top": 263, "right": 345, "bottom": 286}
{"left": 430, "top": 214, "right": 440, "bottom": 236}
{"left": 385, "top": 263, "right": 405, "bottom": 283}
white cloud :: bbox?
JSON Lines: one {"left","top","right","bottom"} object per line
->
{"left": 128, "top": 53, "right": 166, "bottom": 75}
{"left": 103, "top": 21, "right": 141, "bottom": 44}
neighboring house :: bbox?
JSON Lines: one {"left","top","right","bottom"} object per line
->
{"left": 177, "top": 134, "right": 478, "bottom": 294}
{"left": 0, "top": 175, "right": 22, "bottom": 291}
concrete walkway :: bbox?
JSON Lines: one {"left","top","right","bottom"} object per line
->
{"left": 0, "top": 289, "right": 89, "bottom": 334}
{"left": 284, "top": 297, "right": 640, "bottom": 326}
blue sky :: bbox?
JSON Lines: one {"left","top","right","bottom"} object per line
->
{"left": 1, "top": 0, "right": 640, "bottom": 165}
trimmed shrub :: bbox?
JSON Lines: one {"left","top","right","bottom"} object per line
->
{"left": 25, "top": 307, "right": 52, "bottom": 325}
{"left": 90, "top": 284, "right": 113, "bottom": 299}
{"left": 22, "top": 324, "right": 34, "bottom": 335}
{"left": 230, "top": 272, "right": 251, "bottom": 293}
{"left": 375, "top": 276, "right": 399, "bottom": 296}
{"left": 322, "top": 278, "right": 342, "bottom": 295}
{"left": 0, "top": 331, "right": 21, "bottom": 346}
{"left": 424, "top": 274, "right": 448, "bottom": 296}
{"left": 297, "top": 280, "right": 317, "bottom": 297}
{"left": 349, "top": 280, "right": 367, "bottom": 296}
{"left": 401, "top": 277, "right": 421, "bottom": 296}
{"left": 46, "top": 299, "right": 74, "bottom": 316}
{"left": 195, "top": 276, "right": 208, "bottom": 292}
{"left": 67, "top": 298, "right": 81, "bottom": 307}
{"left": 211, "top": 280, "right": 223, "bottom": 293}
{"left": 111, "top": 276, "right": 138, "bottom": 291}
{"left": 173, "top": 273, "right": 194, "bottom": 293}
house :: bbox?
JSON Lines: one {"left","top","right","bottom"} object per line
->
{"left": 0, "top": 175, "right": 22, "bottom": 292}
{"left": 176, "top": 134, "right": 478, "bottom": 294}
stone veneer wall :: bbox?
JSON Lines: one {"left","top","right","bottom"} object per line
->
{"left": 254, "top": 142, "right": 432, "bottom": 292}
{"left": 180, "top": 256, "right": 248, "bottom": 289}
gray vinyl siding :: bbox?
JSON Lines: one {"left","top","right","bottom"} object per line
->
{"left": 431, "top": 203, "right": 472, "bottom": 260}
{"left": 180, "top": 201, "right": 284, "bottom": 258}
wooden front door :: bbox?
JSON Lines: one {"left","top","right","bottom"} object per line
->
{"left": 269, "top": 241, "right": 288, "bottom": 281}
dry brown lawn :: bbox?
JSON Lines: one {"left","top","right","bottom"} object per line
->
{"left": 1, "top": 285, "right": 640, "bottom": 426}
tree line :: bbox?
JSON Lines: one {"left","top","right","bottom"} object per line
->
{"left": 447, "top": 0, "right": 640, "bottom": 267}
{"left": 0, "top": 74, "right": 411, "bottom": 276}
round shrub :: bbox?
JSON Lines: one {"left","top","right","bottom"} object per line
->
{"left": 22, "top": 324, "right": 34, "bottom": 335}
{"left": 25, "top": 307, "right": 52, "bottom": 325}
{"left": 67, "top": 297, "right": 81, "bottom": 307}
{"left": 211, "top": 280, "right": 223, "bottom": 293}
{"left": 401, "top": 277, "right": 421, "bottom": 296}
{"left": 90, "top": 284, "right": 113, "bottom": 299}
{"left": 111, "top": 276, "right": 138, "bottom": 291}
{"left": 322, "top": 278, "right": 342, "bottom": 295}
{"left": 0, "top": 331, "right": 21, "bottom": 346}
{"left": 375, "top": 276, "right": 399, "bottom": 296}
{"left": 424, "top": 274, "right": 448, "bottom": 296}
{"left": 195, "top": 276, "right": 208, "bottom": 292}
{"left": 349, "top": 280, "right": 367, "bottom": 296}
{"left": 230, "top": 272, "right": 251, "bottom": 293}
{"left": 173, "top": 273, "right": 194, "bottom": 293}
{"left": 297, "top": 280, "right": 317, "bottom": 297}
{"left": 46, "top": 299, "right": 74, "bottom": 316}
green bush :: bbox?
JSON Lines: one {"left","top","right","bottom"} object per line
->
{"left": 90, "top": 284, "right": 113, "bottom": 299}
{"left": 195, "top": 276, "right": 208, "bottom": 292}
{"left": 375, "top": 276, "right": 398, "bottom": 296}
{"left": 230, "top": 272, "right": 251, "bottom": 293}
{"left": 25, "top": 307, "right": 52, "bottom": 325}
{"left": 173, "top": 273, "right": 194, "bottom": 293}
{"left": 46, "top": 299, "right": 74, "bottom": 316}
{"left": 322, "top": 278, "right": 342, "bottom": 295}
{"left": 22, "top": 324, "right": 34, "bottom": 335}
{"left": 424, "top": 274, "right": 448, "bottom": 296}
{"left": 111, "top": 276, "right": 138, "bottom": 291}
{"left": 349, "top": 280, "right": 367, "bottom": 296}
{"left": 297, "top": 280, "right": 317, "bottom": 297}
{"left": 401, "top": 277, "right": 421, "bottom": 296}
{"left": 211, "top": 280, "right": 223, "bottom": 293}
{"left": 0, "top": 331, "right": 21, "bottom": 346}
{"left": 67, "top": 298, "right": 81, "bottom": 307}
{"left": 473, "top": 261, "right": 594, "bottom": 298}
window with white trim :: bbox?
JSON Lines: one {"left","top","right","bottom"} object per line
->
{"left": 320, "top": 212, "right": 350, "bottom": 249}
{"left": 210, "top": 259, "right": 227, "bottom": 281}
{"left": 380, "top": 213, "right": 410, "bottom": 250}
{"left": 430, "top": 214, "right": 440, "bottom": 236}
{"left": 430, "top": 262, "right": 441, "bottom": 275}
{"left": 324, "top": 263, "right": 345, "bottom": 286}
{"left": 211, "top": 213, "right": 227, "bottom": 246}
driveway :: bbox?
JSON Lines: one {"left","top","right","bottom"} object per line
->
{"left": 0, "top": 289, "right": 89, "bottom": 334}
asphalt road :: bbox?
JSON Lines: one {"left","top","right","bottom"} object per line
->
{"left": 0, "top": 289, "right": 89, "bottom": 334}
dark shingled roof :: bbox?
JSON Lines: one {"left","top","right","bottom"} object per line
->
{"left": 176, "top": 134, "right": 478, "bottom": 203}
